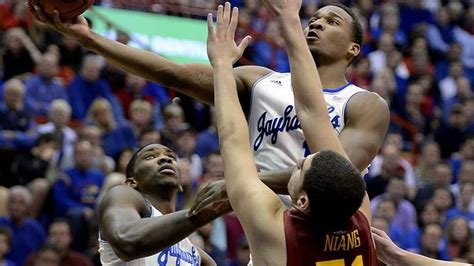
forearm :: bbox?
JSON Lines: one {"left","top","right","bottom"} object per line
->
{"left": 278, "top": 16, "right": 325, "bottom": 114}
{"left": 80, "top": 31, "right": 215, "bottom": 105}
{"left": 258, "top": 167, "right": 293, "bottom": 194}
{"left": 213, "top": 64, "right": 248, "bottom": 145}
{"left": 395, "top": 250, "right": 470, "bottom": 266}
{"left": 22, "top": 37, "right": 42, "bottom": 63}
{"left": 115, "top": 209, "right": 224, "bottom": 260}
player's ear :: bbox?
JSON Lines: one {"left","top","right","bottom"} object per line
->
{"left": 296, "top": 192, "right": 309, "bottom": 210}
{"left": 125, "top": 178, "right": 138, "bottom": 189}
{"left": 348, "top": 43, "right": 360, "bottom": 59}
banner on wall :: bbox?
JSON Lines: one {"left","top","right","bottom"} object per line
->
{"left": 86, "top": 6, "right": 209, "bottom": 63}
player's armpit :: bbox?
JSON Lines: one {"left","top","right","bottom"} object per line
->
{"left": 339, "top": 92, "right": 390, "bottom": 172}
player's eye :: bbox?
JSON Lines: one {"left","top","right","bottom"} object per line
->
{"left": 145, "top": 154, "right": 155, "bottom": 160}
{"left": 328, "top": 20, "right": 339, "bottom": 25}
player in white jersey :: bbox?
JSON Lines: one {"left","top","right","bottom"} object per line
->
{"left": 96, "top": 143, "right": 227, "bottom": 265}
{"left": 30, "top": 2, "right": 388, "bottom": 205}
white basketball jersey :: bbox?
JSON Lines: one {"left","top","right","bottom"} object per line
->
{"left": 98, "top": 204, "right": 200, "bottom": 266}
{"left": 248, "top": 72, "right": 367, "bottom": 171}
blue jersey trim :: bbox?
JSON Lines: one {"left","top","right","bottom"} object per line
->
{"left": 248, "top": 71, "right": 276, "bottom": 120}
{"left": 323, "top": 82, "right": 352, "bottom": 93}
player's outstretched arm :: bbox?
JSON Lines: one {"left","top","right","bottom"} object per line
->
{"left": 208, "top": 3, "right": 286, "bottom": 264}
{"left": 97, "top": 185, "right": 229, "bottom": 261}
{"left": 372, "top": 227, "right": 472, "bottom": 266}
{"left": 27, "top": 3, "right": 265, "bottom": 105}
{"left": 263, "top": 0, "right": 348, "bottom": 159}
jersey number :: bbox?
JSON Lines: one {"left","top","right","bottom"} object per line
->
{"left": 315, "top": 255, "right": 363, "bottom": 266}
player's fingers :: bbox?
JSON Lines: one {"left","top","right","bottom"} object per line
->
{"left": 52, "top": 10, "right": 65, "bottom": 29}
{"left": 238, "top": 35, "right": 252, "bottom": 55}
{"left": 207, "top": 13, "right": 214, "bottom": 38}
{"left": 371, "top": 227, "right": 388, "bottom": 238}
{"left": 223, "top": 2, "right": 231, "bottom": 25}
{"left": 32, "top": 5, "right": 48, "bottom": 24}
{"left": 228, "top": 7, "right": 239, "bottom": 39}
{"left": 191, "top": 194, "right": 217, "bottom": 214}
{"left": 216, "top": 5, "right": 224, "bottom": 27}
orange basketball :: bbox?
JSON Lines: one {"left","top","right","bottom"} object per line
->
{"left": 38, "top": 0, "right": 94, "bottom": 20}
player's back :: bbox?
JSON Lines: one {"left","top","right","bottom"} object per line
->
{"left": 284, "top": 209, "right": 378, "bottom": 266}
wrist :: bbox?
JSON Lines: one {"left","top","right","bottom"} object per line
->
{"left": 211, "top": 60, "right": 234, "bottom": 68}
{"left": 277, "top": 14, "right": 301, "bottom": 28}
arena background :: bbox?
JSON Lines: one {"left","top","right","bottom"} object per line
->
{"left": 0, "top": 0, "right": 473, "bottom": 265}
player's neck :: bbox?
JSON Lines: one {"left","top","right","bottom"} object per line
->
{"left": 317, "top": 62, "right": 349, "bottom": 90}
{"left": 142, "top": 190, "right": 177, "bottom": 214}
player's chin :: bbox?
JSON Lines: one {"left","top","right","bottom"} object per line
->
{"left": 156, "top": 177, "right": 180, "bottom": 188}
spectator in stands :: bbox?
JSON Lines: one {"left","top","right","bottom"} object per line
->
{"left": 96, "top": 148, "right": 133, "bottom": 204}
{"left": 372, "top": 177, "right": 417, "bottom": 232}
{"left": 175, "top": 125, "right": 202, "bottom": 181}
{"left": 445, "top": 216, "right": 472, "bottom": 260}
{"left": 29, "top": 243, "right": 61, "bottom": 266}
{"left": 439, "top": 61, "right": 466, "bottom": 103}
{"left": 194, "top": 108, "right": 219, "bottom": 158}
{"left": 0, "top": 78, "right": 35, "bottom": 186}
{"left": 128, "top": 99, "right": 154, "bottom": 138}
{"left": 366, "top": 143, "right": 406, "bottom": 199}
{"left": 78, "top": 125, "right": 115, "bottom": 174}
{"left": 453, "top": 6, "right": 474, "bottom": 85}
{"left": 426, "top": 7, "right": 455, "bottom": 55}
{"left": 24, "top": 52, "right": 67, "bottom": 117}
{"left": 52, "top": 140, "right": 104, "bottom": 252}
{"left": 450, "top": 161, "right": 474, "bottom": 213}
{"left": 116, "top": 73, "right": 169, "bottom": 122}
{"left": 416, "top": 141, "right": 442, "bottom": 187}
{"left": 435, "top": 104, "right": 471, "bottom": 158}
{"left": 251, "top": 21, "right": 289, "bottom": 72}
{"left": 160, "top": 103, "right": 186, "bottom": 149}
{"left": 67, "top": 55, "right": 122, "bottom": 120}
{"left": 229, "top": 236, "right": 250, "bottom": 266}
{"left": 0, "top": 226, "right": 14, "bottom": 266}
{"left": 138, "top": 127, "right": 161, "bottom": 147}
{"left": 25, "top": 219, "right": 93, "bottom": 266}
{"left": 37, "top": 99, "right": 77, "bottom": 170}
{"left": 58, "top": 36, "right": 85, "bottom": 72}
{"left": 443, "top": 77, "right": 472, "bottom": 122}
{"left": 418, "top": 223, "right": 449, "bottom": 260}
{"left": 0, "top": 0, "right": 32, "bottom": 31}
{"left": 196, "top": 222, "right": 226, "bottom": 265}
{"left": 0, "top": 186, "right": 46, "bottom": 266}
{"left": 431, "top": 187, "right": 455, "bottom": 224}
{"left": 10, "top": 133, "right": 58, "bottom": 219}
{"left": 368, "top": 33, "right": 396, "bottom": 74}
{"left": 415, "top": 162, "right": 453, "bottom": 208}
{"left": 86, "top": 98, "right": 137, "bottom": 160}
{"left": 450, "top": 138, "right": 474, "bottom": 181}
{"left": 446, "top": 182, "right": 474, "bottom": 222}
{"left": 0, "top": 78, "right": 33, "bottom": 135}
{"left": 2, "top": 27, "right": 40, "bottom": 81}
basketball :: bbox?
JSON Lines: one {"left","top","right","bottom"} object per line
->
{"left": 37, "top": 0, "right": 94, "bottom": 20}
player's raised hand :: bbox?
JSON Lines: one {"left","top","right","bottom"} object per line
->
{"left": 261, "top": 0, "right": 302, "bottom": 18}
{"left": 189, "top": 180, "right": 227, "bottom": 215}
{"left": 371, "top": 227, "right": 403, "bottom": 264}
{"left": 207, "top": 2, "right": 251, "bottom": 67}
{"left": 26, "top": 1, "right": 90, "bottom": 42}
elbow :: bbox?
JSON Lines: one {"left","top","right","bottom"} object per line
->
{"left": 108, "top": 233, "right": 142, "bottom": 261}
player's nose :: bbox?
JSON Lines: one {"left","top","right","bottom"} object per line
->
{"left": 158, "top": 155, "right": 173, "bottom": 164}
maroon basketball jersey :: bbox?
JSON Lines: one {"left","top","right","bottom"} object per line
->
{"left": 284, "top": 209, "right": 378, "bottom": 266}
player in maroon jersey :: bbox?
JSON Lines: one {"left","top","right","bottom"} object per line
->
{"left": 208, "top": 2, "right": 378, "bottom": 266}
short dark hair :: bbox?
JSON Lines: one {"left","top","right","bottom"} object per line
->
{"left": 302, "top": 150, "right": 365, "bottom": 228}
{"left": 325, "top": 3, "right": 364, "bottom": 65}
{"left": 125, "top": 144, "right": 151, "bottom": 178}
{"left": 36, "top": 243, "right": 62, "bottom": 257}
{"left": 50, "top": 218, "right": 72, "bottom": 231}
{"left": 0, "top": 226, "right": 12, "bottom": 246}
{"left": 36, "top": 133, "right": 58, "bottom": 147}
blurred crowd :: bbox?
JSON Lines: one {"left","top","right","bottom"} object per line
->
{"left": 0, "top": 0, "right": 473, "bottom": 265}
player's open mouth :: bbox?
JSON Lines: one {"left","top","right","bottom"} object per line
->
{"left": 159, "top": 165, "right": 176, "bottom": 175}
{"left": 307, "top": 31, "right": 320, "bottom": 40}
